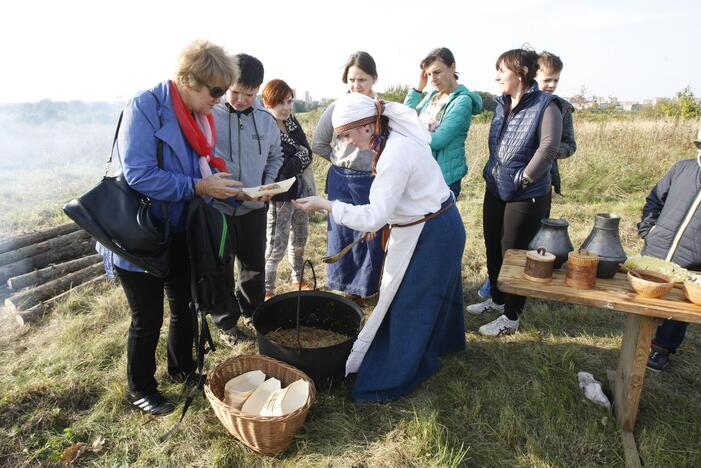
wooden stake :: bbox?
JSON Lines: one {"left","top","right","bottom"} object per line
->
{"left": 0, "top": 230, "right": 89, "bottom": 266}
{"left": 0, "top": 239, "right": 95, "bottom": 284}
{"left": 14, "top": 276, "right": 108, "bottom": 326}
{"left": 7, "top": 254, "right": 102, "bottom": 290}
{"left": 0, "top": 223, "right": 80, "bottom": 255}
{"left": 3, "top": 263, "right": 105, "bottom": 314}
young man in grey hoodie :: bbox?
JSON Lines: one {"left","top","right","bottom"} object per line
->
{"left": 211, "top": 54, "right": 284, "bottom": 345}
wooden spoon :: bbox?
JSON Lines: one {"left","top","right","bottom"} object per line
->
{"left": 322, "top": 238, "right": 364, "bottom": 264}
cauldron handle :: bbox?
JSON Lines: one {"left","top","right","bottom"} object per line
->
{"left": 298, "top": 259, "right": 317, "bottom": 292}
{"left": 295, "top": 260, "right": 318, "bottom": 350}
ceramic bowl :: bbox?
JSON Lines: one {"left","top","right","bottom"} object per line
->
{"left": 627, "top": 269, "right": 674, "bottom": 298}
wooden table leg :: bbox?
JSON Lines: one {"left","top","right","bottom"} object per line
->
{"left": 607, "top": 314, "right": 660, "bottom": 468}
{"left": 613, "top": 314, "right": 659, "bottom": 431}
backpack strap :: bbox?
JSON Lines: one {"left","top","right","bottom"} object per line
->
{"left": 160, "top": 198, "right": 219, "bottom": 443}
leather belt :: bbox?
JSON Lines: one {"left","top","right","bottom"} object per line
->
{"left": 379, "top": 201, "right": 455, "bottom": 252}
{"left": 390, "top": 201, "right": 455, "bottom": 228}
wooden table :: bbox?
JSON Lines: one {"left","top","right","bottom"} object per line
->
{"left": 498, "top": 249, "right": 701, "bottom": 467}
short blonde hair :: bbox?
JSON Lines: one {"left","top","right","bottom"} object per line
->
{"left": 175, "top": 39, "right": 238, "bottom": 90}
{"left": 538, "top": 51, "right": 563, "bottom": 74}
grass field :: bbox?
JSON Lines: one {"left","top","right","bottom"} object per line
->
{"left": 1, "top": 116, "right": 700, "bottom": 467}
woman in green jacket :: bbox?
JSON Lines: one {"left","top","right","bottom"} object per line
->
{"left": 404, "top": 47, "right": 483, "bottom": 197}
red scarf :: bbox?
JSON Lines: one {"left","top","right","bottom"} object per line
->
{"left": 169, "top": 80, "right": 227, "bottom": 173}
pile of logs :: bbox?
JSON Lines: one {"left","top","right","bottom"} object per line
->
{"left": 0, "top": 223, "right": 105, "bottom": 326}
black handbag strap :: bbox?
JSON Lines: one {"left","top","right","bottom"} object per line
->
{"left": 107, "top": 92, "right": 166, "bottom": 173}
{"left": 103, "top": 111, "right": 124, "bottom": 177}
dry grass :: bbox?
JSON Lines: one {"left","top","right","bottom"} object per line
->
{"left": 1, "top": 116, "right": 700, "bottom": 467}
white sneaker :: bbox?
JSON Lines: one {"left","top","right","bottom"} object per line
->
{"left": 466, "top": 298, "right": 505, "bottom": 316}
{"left": 478, "top": 314, "right": 519, "bottom": 337}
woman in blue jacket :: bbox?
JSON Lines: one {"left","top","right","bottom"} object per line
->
{"left": 404, "top": 47, "right": 483, "bottom": 197}
{"left": 98, "top": 40, "right": 240, "bottom": 415}
{"left": 466, "top": 48, "right": 562, "bottom": 337}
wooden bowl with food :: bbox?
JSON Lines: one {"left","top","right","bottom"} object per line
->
{"left": 627, "top": 269, "right": 674, "bottom": 298}
{"left": 683, "top": 275, "right": 701, "bottom": 305}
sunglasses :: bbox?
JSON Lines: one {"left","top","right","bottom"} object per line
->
{"left": 205, "top": 85, "right": 226, "bottom": 99}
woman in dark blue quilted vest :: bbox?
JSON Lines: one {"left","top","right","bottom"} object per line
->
{"left": 466, "top": 48, "right": 563, "bottom": 337}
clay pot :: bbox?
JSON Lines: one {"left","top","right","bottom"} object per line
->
{"left": 580, "top": 213, "right": 627, "bottom": 278}
{"left": 528, "top": 218, "right": 574, "bottom": 269}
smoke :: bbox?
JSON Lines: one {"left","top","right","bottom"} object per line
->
{"left": 0, "top": 101, "right": 123, "bottom": 236}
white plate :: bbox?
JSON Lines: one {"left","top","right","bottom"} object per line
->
{"left": 224, "top": 370, "right": 266, "bottom": 409}
{"left": 280, "top": 379, "right": 309, "bottom": 415}
{"left": 258, "top": 379, "right": 310, "bottom": 416}
{"left": 240, "top": 378, "right": 281, "bottom": 415}
{"left": 241, "top": 177, "right": 295, "bottom": 198}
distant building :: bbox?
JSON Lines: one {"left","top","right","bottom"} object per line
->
{"left": 569, "top": 94, "right": 643, "bottom": 112}
{"left": 645, "top": 97, "right": 667, "bottom": 107}
{"left": 617, "top": 101, "right": 640, "bottom": 112}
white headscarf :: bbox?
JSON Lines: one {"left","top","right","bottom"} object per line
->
{"left": 331, "top": 93, "right": 431, "bottom": 147}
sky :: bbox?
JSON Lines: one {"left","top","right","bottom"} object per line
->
{"left": 1, "top": 0, "right": 699, "bottom": 104}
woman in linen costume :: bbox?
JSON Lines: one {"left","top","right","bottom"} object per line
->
{"left": 294, "top": 93, "right": 466, "bottom": 401}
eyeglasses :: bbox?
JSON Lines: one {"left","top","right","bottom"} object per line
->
{"left": 205, "top": 85, "right": 226, "bottom": 99}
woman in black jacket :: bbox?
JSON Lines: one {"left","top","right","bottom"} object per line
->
{"left": 261, "top": 79, "right": 315, "bottom": 299}
{"left": 466, "top": 48, "right": 562, "bottom": 337}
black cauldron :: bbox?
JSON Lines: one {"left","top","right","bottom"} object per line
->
{"left": 252, "top": 290, "right": 363, "bottom": 388}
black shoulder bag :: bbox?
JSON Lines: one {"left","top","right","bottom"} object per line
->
{"left": 63, "top": 98, "right": 171, "bottom": 277}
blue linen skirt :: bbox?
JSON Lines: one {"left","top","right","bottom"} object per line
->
{"left": 326, "top": 166, "right": 384, "bottom": 297}
{"left": 352, "top": 200, "right": 466, "bottom": 402}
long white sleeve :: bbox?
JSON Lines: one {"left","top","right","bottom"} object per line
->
{"left": 330, "top": 131, "right": 450, "bottom": 232}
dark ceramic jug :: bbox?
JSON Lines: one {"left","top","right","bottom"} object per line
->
{"left": 579, "top": 213, "right": 628, "bottom": 278}
{"left": 528, "top": 218, "right": 574, "bottom": 269}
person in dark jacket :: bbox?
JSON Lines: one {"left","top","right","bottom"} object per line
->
{"left": 536, "top": 51, "right": 577, "bottom": 196}
{"left": 261, "top": 79, "right": 314, "bottom": 299}
{"left": 466, "top": 48, "right": 562, "bottom": 336}
{"left": 477, "top": 50, "right": 577, "bottom": 300}
{"left": 96, "top": 40, "right": 240, "bottom": 415}
{"left": 640, "top": 125, "right": 701, "bottom": 371}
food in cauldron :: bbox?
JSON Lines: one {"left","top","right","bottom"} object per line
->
{"left": 266, "top": 326, "right": 351, "bottom": 349}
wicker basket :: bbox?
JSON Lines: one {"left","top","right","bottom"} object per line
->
{"left": 204, "top": 354, "right": 316, "bottom": 455}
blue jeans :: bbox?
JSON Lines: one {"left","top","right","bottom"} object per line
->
{"left": 448, "top": 180, "right": 462, "bottom": 199}
{"left": 652, "top": 319, "right": 688, "bottom": 352}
